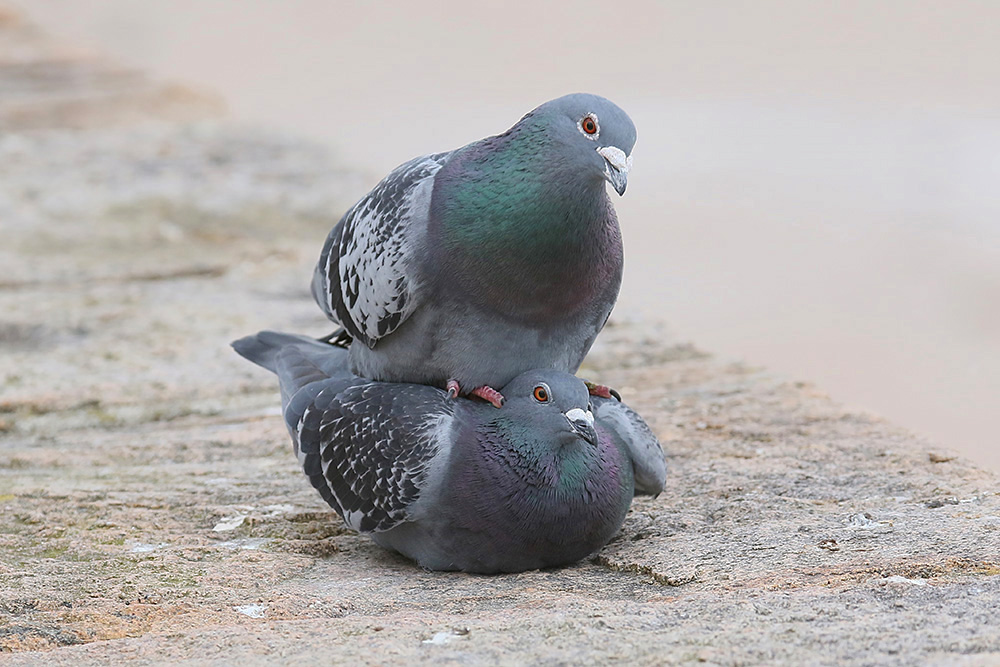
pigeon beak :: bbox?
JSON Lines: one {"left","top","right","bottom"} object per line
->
{"left": 565, "top": 407, "right": 598, "bottom": 446}
{"left": 597, "top": 146, "right": 632, "bottom": 196}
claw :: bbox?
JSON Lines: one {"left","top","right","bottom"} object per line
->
{"left": 445, "top": 380, "right": 505, "bottom": 408}
{"left": 584, "top": 380, "right": 620, "bottom": 401}
{"left": 318, "top": 328, "right": 352, "bottom": 349}
{"left": 470, "top": 385, "right": 505, "bottom": 409}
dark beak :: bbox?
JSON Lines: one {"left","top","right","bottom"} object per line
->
{"left": 605, "top": 165, "right": 628, "bottom": 196}
{"left": 574, "top": 420, "right": 599, "bottom": 446}
{"left": 598, "top": 146, "right": 632, "bottom": 197}
{"left": 566, "top": 408, "right": 598, "bottom": 446}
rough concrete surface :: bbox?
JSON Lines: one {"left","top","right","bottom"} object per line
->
{"left": 1, "top": 9, "right": 999, "bottom": 665}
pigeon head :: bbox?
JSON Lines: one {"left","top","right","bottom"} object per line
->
{"left": 500, "top": 370, "right": 598, "bottom": 447}
{"left": 524, "top": 93, "right": 636, "bottom": 196}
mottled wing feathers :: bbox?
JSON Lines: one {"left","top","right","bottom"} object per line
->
{"left": 313, "top": 152, "right": 449, "bottom": 348}
{"left": 593, "top": 397, "right": 667, "bottom": 496}
{"left": 290, "top": 380, "right": 456, "bottom": 533}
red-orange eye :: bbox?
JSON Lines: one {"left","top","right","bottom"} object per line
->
{"left": 581, "top": 116, "right": 598, "bottom": 135}
{"left": 533, "top": 385, "right": 549, "bottom": 402}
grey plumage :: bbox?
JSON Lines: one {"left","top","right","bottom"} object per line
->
{"left": 312, "top": 93, "right": 637, "bottom": 393}
{"left": 232, "top": 330, "right": 666, "bottom": 573}
{"left": 593, "top": 398, "right": 667, "bottom": 496}
{"left": 313, "top": 153, "right": 446, "bottom": 348}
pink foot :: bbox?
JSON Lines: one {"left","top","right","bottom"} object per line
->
{"left": 470, "top": 385, "right": 505, "bottom": 409}
{"left": 445, "top": 380, "right": 505, "bottom": 408}
{"left": 585, "top": 380, "right": 621, "bottom": 401}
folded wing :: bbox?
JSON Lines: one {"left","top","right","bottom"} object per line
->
{"left": 290, "top": 379, "right": 456, "bottom": 533}
{"left": 593, "top": 397, "right": 667, "bottom": 496}
{"left": 312, "top": 152, "right": 449, "bottom": 348}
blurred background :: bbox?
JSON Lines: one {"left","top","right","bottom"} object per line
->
{"left": 12, "top": 0, "right": 999, "bottom": 470}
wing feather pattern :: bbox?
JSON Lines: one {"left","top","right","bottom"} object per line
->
{"left": 290, "top": 380, "right": 456, "bottom": 533}
{"left": 312, "top": 152, "right": 449, "bottom": 348}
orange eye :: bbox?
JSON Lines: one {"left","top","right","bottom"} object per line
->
{"left": 581, "top": 116, "right": 598, "bottom": 135}
{"left": 533, "top": 385, "right": 549, "bottom": 402}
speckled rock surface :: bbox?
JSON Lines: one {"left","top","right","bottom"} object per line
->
{"left": 1, "top": 8, "right": 999, "bottom": 665}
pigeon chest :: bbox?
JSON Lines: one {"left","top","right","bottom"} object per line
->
{"left": 430, "top": 209, "right": 623, "bottom": 326}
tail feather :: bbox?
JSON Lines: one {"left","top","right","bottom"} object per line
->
{"left": 231, "top": 330, "right": 353, "bottom": 406}
{"left": 232, "top": 331, "right": 302, "bottom": 374}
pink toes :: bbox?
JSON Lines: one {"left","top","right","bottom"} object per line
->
{"left": 470, "top": 385, "right": 505, "bottom": 409}
{"left": 446, "top": 379, "right": 505, "bottom": 408}
{"left": 584, "top": 381, "right": 621, "bottom": 401}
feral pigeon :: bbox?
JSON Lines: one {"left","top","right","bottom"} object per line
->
{"left": 232, "top": 331, "right": 665, "bottom": 573}
{"left": 312, "top": 93, "right": 636, "bottom": 407}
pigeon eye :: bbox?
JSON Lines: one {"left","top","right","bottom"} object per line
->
{"left": 532, "top": 385, "right": 550, "bottom": 402}
{"left": 579, "top": 114, "right": 599, "bottom": 138}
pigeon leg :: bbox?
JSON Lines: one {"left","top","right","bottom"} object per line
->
{"left": 470, "top": 385, "right": 505, "bottom": 409}
{"left": 446, "top": 380, "right": 505, "bottom": 408}
{"left": 584, "top": 380, "right": 621, "bottom": 402}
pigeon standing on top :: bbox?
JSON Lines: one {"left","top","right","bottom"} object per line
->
{"left": 312, "top": 93, "right": 636, "bottom": 408}
{"left": 232, "top": 331, "right": 666, "bottom": 574}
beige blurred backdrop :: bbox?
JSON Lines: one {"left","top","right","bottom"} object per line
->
{"left": 13, "top": 0, "right": 1000, "bottom": 470}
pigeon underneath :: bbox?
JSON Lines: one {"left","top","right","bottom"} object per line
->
{"left": 311, "top": 93, "right": 637, "bottom": 406}
{"left": 232, "top": 331, "right": 666, "bottom": 574}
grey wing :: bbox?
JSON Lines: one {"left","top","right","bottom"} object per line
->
{"left": 312, "top": 152, "right": 450, "bottom": 348}
{"left": 287, "top": 379, "right": 456, "bottom": 533}
{"left": 594, "top": 397, "right": 667, "bottom": 495}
